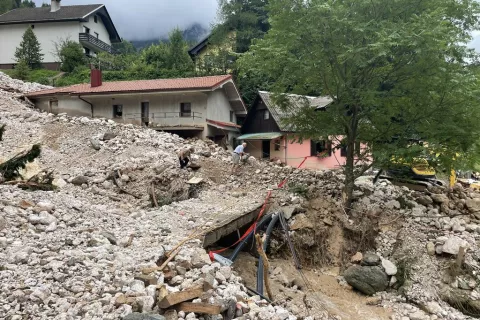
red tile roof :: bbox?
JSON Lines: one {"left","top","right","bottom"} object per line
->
{"left": 27, "top": 75, "right": 233, "bottom": 97}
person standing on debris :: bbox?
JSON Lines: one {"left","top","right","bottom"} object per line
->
{"left": 232, "top": 142, "right": 247, "bottom": 174}
{"left": 178, "top": 146, "right": 195, "bottom": 169}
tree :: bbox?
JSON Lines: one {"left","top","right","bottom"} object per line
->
{"left": 113, "top": 39, "right": 136, "bottom": 55}
{"left": 166, "top": 28, "right": 194, "bottom": 73}
{"left": 14, "top": 27, "right": 43, "bottom": 69}
{"left": 240, "top": 0, "right": 480, "bottom": 208}
{"left": 58, "top": 40, "right": 86, "bottom": 73}
{"left": 12, "top": 59, "right": 30, "bottom": 80}
{"left": 41, "top": 2, "right": 50, "bottom": 7}
{"left": 214, "top": 0, "right": 269, "bottom": 53}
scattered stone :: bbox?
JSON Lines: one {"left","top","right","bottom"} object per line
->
{"left": 71, "top": 176, "right": 89, "bottom": 186}
{"left": 351, "top": 252, "right": 363, "bottom": 263}
{"left": 440, "top": 236, "right": 469, "bottom": 255}
{"left": 361, "top": 253, "right": 381, "bottom": 266}
{"left": 381, "top": 258, "right": 397, "bottom": 275}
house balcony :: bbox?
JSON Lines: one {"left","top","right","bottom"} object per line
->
{"left": 123, "top": 112, "right": 205, "bottom": 130}
{"left": 79, "top": 33, "right": 115, "bottom": 54}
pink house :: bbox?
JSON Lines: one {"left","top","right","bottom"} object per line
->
{"left": 238, "top": 91, "right": 350, "bottom": 170}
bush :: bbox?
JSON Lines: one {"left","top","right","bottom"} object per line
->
{"left": 59, "top": 41, "right": 86, "bottom": 73}
{"left": 12, "top": 60, "right": 30, "bottom": 80}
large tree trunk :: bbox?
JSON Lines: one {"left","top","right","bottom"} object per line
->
{"left": 343, "top": 137, "right": 356, "bottom": 211}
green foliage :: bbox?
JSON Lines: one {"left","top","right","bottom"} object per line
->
{"left": 215, "top": 0, "right": 269, "bottom": 53}
{"left": 288, "top": 182, "right": 309, "bottom": 198}
{"left": 41, "top": 2, "right": 49, "bottom": 7}
{"left": 0, "top": 0, "right": 35, "bottom": 14}
{"left": 58, "top": 40, "right": 86, "bottom": 73}
{"left": 113, "top": 39, "right": 136, "bottom": 54}
{"left": 14, "top": 27, "right": 43, "bottom": 69}
{"left": 0, "top": 144, "right": 41, "bottom": 180}
{"left": 241, "top": 0, "right": 480, "bottom": 206}
{"left": 12, "top": 60, "right": 30, "bottom": 81}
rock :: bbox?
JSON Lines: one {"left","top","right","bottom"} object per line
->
{"left": 466, "top": 198, "right": 480, "bottom": 213}
{"left": 102, "top": 132, "right": 117, "bottom": 141}
{"left": 417, "top": 195, "right": 433, "bottom": 206}
{"left": 191, "top": 250, "right": 211, "bottom": 268}
{"left": 409, "top": 310, "right": 429, "bottom": 320}
{"left": 351, "top": 252, "right": 363, "bottom": 263}
{"left": 441, "top": 236, "right": 469, "bottom": 255}
{"left": 38, "top": 211, "right": 56, "bottom": 225}
{"left": 53, "top": 178, "right": 67, "bottom": 188}
{"left": 424, "top": 301, "right": 442, "bottom": 315}
{"left": 123, "top": 313, "right": 165, "bottom": 320}
{"left": 431, "top": 194, "right": 449, "bottom": 204}
{"left": 130, "top": 279, "right": 146, "bottom": 293}
{"left": 198, "top": 150, "right": 211, "bottom": 157}
{"left": 343, "top": 265, "right": 388, "bottom": 295}
{"left": 426, "top": 242, "right": 436, "bottom": 256}
{"left": 90, "top": 138, "right": 101, "bottom": 150}
{"left": 35, "top": 201, "right": 54, "bottom": 212}
{"left": 100, "top": 231, "right": 117, "bottom": 245}
{"left": 71, "top": 176, "right": 89, "bottom": 185}
{"left": 290, "top": 213, "right": 313, "bottom": 230}
{"left": 381, "top": 258, "right": 397, "bottom": 275}
{"left": 0, "top": 216, "right": 6, "bottom": 231}
{"left": 361, "top": 253, "right": 381, "bottom": 266}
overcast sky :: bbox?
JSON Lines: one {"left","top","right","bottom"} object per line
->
{"left": 34, "top": 0, "right": 219, "bottom": 40}
{"left": 35, "top": 0, "right": 480, "bottom": 50}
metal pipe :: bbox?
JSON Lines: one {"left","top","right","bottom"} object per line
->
{"left": 257, "top": 213, "right": 280, "bottom": 295}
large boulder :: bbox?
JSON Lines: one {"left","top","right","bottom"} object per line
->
{"left": 343, "top": 265, "right": 389, "bottom": 295}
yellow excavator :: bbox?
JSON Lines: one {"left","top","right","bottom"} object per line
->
{"left": 375, "top": 157, "right": 457, "bottom": 190}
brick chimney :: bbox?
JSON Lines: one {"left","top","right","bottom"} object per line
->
{"left": 90, "top": 68, "right": 102, "bottom": 88}
{"left": 50, "top": 0, "right": 61, "bottom": 12}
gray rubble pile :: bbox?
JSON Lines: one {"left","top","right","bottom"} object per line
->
{"left": 0, "top": 74, "right": 305, "bottom": 319}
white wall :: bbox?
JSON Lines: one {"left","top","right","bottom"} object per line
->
{"left": 82, "top": 14, "right": 112, "bottom": 46}
{"left": 35, "top": 96, "right": 91, "bottom": 116}
{"left": 207, "top": 88, "right": 236, "bottom": 123}
{"left": 0, "top": 22, "right": 80, "bottom": 64}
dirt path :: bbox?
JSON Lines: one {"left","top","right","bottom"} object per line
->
{"left": 233, "top": 254, "right": 392, "bottom": 320}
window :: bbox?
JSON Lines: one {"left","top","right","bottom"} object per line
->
{"left": 311, "top": 140, "right": 332, "bottom": 157}
{"left": 180, "top": 103, "right": 191, "bottom": 117}
{"left": 230, "top": 111, "right": 234, "bottom": 123}
{"left": 340, "top": 145, "right": 347, "bottom": 157}
{"left": 94, "top": 32, "right": 99, "bottom": 39}
{"left": 84, "top": 47, "right": 91, "bottom": 56}
{"left": 274, "top": 140, "right": 281, "bottom": 151}
{"left": 49, "top": 99, "right": 58, "bottom": 112}
{"left": 113, "top": 105, "right": 123, "bottom": 118}
{"left": 84, "top": 26, "right": 90, "bottom": 34}
{"left": 31, "top": 24, "right": 34, "bottom": 29}
{"left": 263, "top": 110, "right": 270, "bottom": 120}
{"left": 94, "top": 15, "right": 98, "bottom": 23}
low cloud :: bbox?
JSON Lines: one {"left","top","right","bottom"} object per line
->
{"left": 34, "top": 0, "right": 218, "bottom": 40}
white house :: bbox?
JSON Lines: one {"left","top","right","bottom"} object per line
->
{"left": 0, "top": 0, "right": 121, "bottom": 70}
{"left": 26, "top": 72, "right": 247, "bottom": 148}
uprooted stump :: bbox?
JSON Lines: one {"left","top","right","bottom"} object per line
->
{"left": 0, "top": 144, "right": 41, "bottom": 181}
{"left": 5, "top": 169, "right": 56, "bottom": 191}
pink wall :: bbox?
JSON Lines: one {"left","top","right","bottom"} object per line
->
{"left": 285, "top": 137, "right": 346, "bottom": 170}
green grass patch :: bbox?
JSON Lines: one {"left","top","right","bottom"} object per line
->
{"left": 1, "top": 68, "right": 61, "bottom": 86}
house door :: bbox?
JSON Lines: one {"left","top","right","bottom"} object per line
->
{"left": 141, "top": 102, "right": 149, "bottom": 126}
{"left": 262, "top": 140, "right": 270, "bottom": 158}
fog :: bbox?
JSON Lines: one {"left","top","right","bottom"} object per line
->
{"left": 34, "top": 0, "right": 218, "bottom": 40}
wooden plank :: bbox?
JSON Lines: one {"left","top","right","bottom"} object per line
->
{"left": 175, "top": 302, "right": 222, "bottom": 315}
{"left": 158, "top": 284, "right": 204, "bottom": 308}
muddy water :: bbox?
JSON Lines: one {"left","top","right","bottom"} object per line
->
{"left": 233, "top": 254, "right": 392, "bottom": 320}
